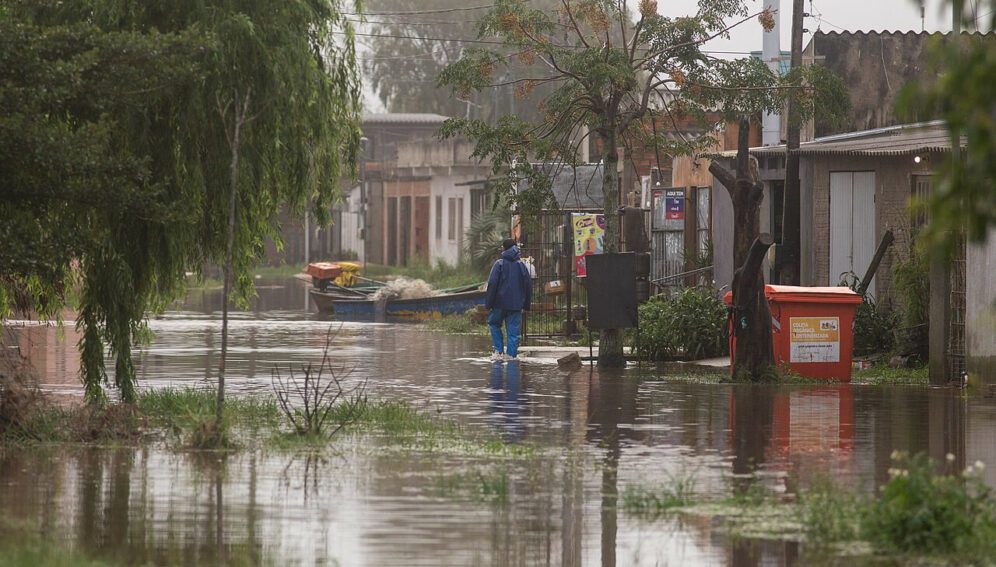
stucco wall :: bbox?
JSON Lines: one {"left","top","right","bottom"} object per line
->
{"left": 429, "top": 175, "right": 476, "bottom": 267}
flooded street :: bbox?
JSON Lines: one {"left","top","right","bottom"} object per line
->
{"left": 4, "top": 277, "right": 996, "bottom": 566}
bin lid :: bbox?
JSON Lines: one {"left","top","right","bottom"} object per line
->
{"left": 764, "top": 285, "right": 862, "bottom": 304}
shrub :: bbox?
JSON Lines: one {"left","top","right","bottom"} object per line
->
{"left": 838, "top": 272, "right": 896, "bottom": 356}
{"left": 634, "top": 287, "right": 728, "bottom": 361}
{"left": 863, "top": 452, "right": 996, "bottom": 557}
{"left": 853, "top": 295, "right": 896, "bottom": 356}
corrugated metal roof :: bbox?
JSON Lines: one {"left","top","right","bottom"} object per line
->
{"left": 362, "top": 113, "right": 450, "bottom": 125}
{"left": 749, "top": 121, "right": 965, "bottom": 157}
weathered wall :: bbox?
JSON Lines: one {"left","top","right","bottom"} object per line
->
{"left": 808, "top": 153, "right": 935, "bottom": 303}
{"left": 967, "top": 229, "right": 996, "bottom": 386}
{"left": 806, "top": 31, "right": 940, "bottom": 137}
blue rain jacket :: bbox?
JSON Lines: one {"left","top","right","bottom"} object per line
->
{"left": 485, "top": 245, "right": 532, "bottom": 311}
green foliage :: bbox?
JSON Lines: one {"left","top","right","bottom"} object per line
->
{"left": 1, "top": 2, "right": 362, "bottom": 402}
{"left": 891, "top": 227, "right": 930, "bottom": 329}
{"left": 852, "top": 364, "right": 928, "bottom": 386}
{"left": 853, "top": 296, "right": 896, "bottom": 357}
{"left": 634, "top": 288, "right": 728, "bottom": 361}
{"left": 839, "top": 273, "right": 896, "bottom": 356}
{"left": 437, "top": 1, "right": 810, "bottom": 221}
{"left": 898, "top": 5, "right": 996, "bottom": 253}
{"left": 798, "top": 479, "right": 867, "bottom": 545}
{"left": 464, "top": 209, "right": 511, "bottom": 273}
{"left": 424, "top": 311, "right": 489, "bottom": 336}
{"left": 864, "top": 452, "right": 996, "bottom": 558}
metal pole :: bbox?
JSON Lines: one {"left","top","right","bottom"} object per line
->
{"left": 360, "top": 136, "right": 369, "bottom": 273}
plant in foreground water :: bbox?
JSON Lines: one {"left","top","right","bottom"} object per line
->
{"left": 863, "top": 451, "right": 996, "bottom": 557}
{"left": 271, "top": 325, "right": 366, "bottom": 438}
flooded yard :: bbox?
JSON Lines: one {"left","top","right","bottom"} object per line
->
{"left": 3, "top": 277, "right": 995, "bottom": 566}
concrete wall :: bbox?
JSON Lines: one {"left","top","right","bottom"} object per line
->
{"left": 967, "top": 230, "right": 996, "bottom": 385}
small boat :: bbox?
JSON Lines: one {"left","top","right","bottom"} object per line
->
{"left": 309, "top": 288, "right": 486, "bottom": 319}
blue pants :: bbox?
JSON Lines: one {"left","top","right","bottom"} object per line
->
{"left": 488, "top": 309, "right": 522, "bottom": 357}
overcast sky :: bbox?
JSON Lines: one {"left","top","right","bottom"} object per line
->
{"left": 660, "top": 0, "right": 966, "bottom": 56}
{"left": 360, "top": 0, "right": 986, "bottom": 112}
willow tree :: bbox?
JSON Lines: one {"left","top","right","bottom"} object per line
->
{"left": 439, "top": 0, "right": 786, "bottom": 367}
{"left": 0, "top": 11, "right": 213, "bottom": 402}
{"left": 9, "top": 2, "right": 363, "bottom": 404}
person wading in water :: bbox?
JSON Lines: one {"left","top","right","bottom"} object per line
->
{"left": 486, "top": 239, "right": 532, "bottom": 362}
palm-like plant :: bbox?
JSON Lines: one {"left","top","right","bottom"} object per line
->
{"left": 464, "top": 210, "right": 509, "bottom": 274}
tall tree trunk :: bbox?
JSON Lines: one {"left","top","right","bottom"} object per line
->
{"left": 598, "top": 127, "right": 625, "bottom": 368}
{"left": 732, "top": 235, "right": 775, "bottom": 379}
{"left": 709, "top": 120, "right": 775, "bottom": 380}
{"left": 217, "top": 89, "right": 252, "bottom": 428}
{"left": 777, "top": 0, "right": 805, "bottom": 285}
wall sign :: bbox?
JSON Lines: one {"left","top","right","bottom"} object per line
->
{"left": 652, "top": 188, "right": 685, "bottom": 231}
{"left": 789, "top": 317, "right": 841, "bottom": 363}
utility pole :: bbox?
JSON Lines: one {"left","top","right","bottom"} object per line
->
{"left": 929, "top": 0, "right": 964, "bottom": 385}
{"left": 360, "top": 136, "right": 369, "bottom": 274}
{"left": 777, "top": 0, "right": 805, "bottom": 285}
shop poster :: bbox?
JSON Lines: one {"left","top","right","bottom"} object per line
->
{"left": 572, "top": 213, "right": 605, "bottom": 277}
{"left": 789, "top": 317, "right": 841, "bottom": 363}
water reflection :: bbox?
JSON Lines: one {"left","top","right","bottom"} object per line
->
{"left": 488, "top": 361, "right": 524, "bottom": 442}
{"left": 2, "top": 278, "right": 995, "bottom": 565}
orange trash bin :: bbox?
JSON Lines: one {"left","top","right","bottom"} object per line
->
{"left": 724, "top": 285, "right": 863, "bottom": 381}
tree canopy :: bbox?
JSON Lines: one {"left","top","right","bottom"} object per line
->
{"left": 0, "top": 1, "right": 362, "bottom": 402}
{"left": 901, "top": 1, "right": 996, "bottom": 252}
{"left": 363, "top": 0, "right": 570, "bottom": 122}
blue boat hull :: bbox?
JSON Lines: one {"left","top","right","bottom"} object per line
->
{"left": 309, "top": 289, "right": 485, "bottom": 318}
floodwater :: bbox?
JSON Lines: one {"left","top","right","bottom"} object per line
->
{"left": 3, "top": 277, "right": 995, "bottom": 566}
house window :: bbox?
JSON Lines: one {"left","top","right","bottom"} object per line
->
{"left": 435, "top": 196, "right": 442, "bottom": 239}
{"left": 448, "top": 198, "right": 456, "bottom": 240}
{"left": 457, "top": 197, "right": 464, "bottom": 248}
{"left": 470, "top": 187, "right": 492, "bottom": 219}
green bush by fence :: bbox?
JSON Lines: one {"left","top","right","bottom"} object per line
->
{"left": 634, "top": 288, "right": 728, "bottom": 361}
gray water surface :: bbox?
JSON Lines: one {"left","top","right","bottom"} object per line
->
{"left": 4, "top": 277, "right": 995, "bottom": 566}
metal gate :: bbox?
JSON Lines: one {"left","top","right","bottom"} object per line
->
{"left": 519, "top": 211, "right": 592, "bottom": 342}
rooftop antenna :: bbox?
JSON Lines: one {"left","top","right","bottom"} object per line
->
{"left": 921, "top": 1, "right": 925, "bottom": 31}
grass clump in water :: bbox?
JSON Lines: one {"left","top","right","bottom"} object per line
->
{"left": 622, "top": 473, "right": 697, "bottom": 517}
{"left": 435, "top": 469, "right": 510, "bottom": 503}
{"left": 798, "top": 478, "right": 867, "bottom": 546}
{"left": 138, "top": 388, "right": 279, "bottom": 449}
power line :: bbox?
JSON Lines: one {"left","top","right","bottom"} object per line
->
{"left": 349, "top": 30, "right": 509, "bottom": 45}
{"left": 347, "top": 29, "right": 756, "bottom": 55}
{"left": 343, "top": 4, "right": 493, "bottom": 16}
{"left": 347, "top": 17, "right": 480, "bottom": 26}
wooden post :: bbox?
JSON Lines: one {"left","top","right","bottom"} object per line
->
{"left": 857, "top": 229, "right": 895, "bottom": 296}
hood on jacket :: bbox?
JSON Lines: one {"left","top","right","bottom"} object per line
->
{"left": 500, "top": 245, "right": 521, "bottom": 262}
